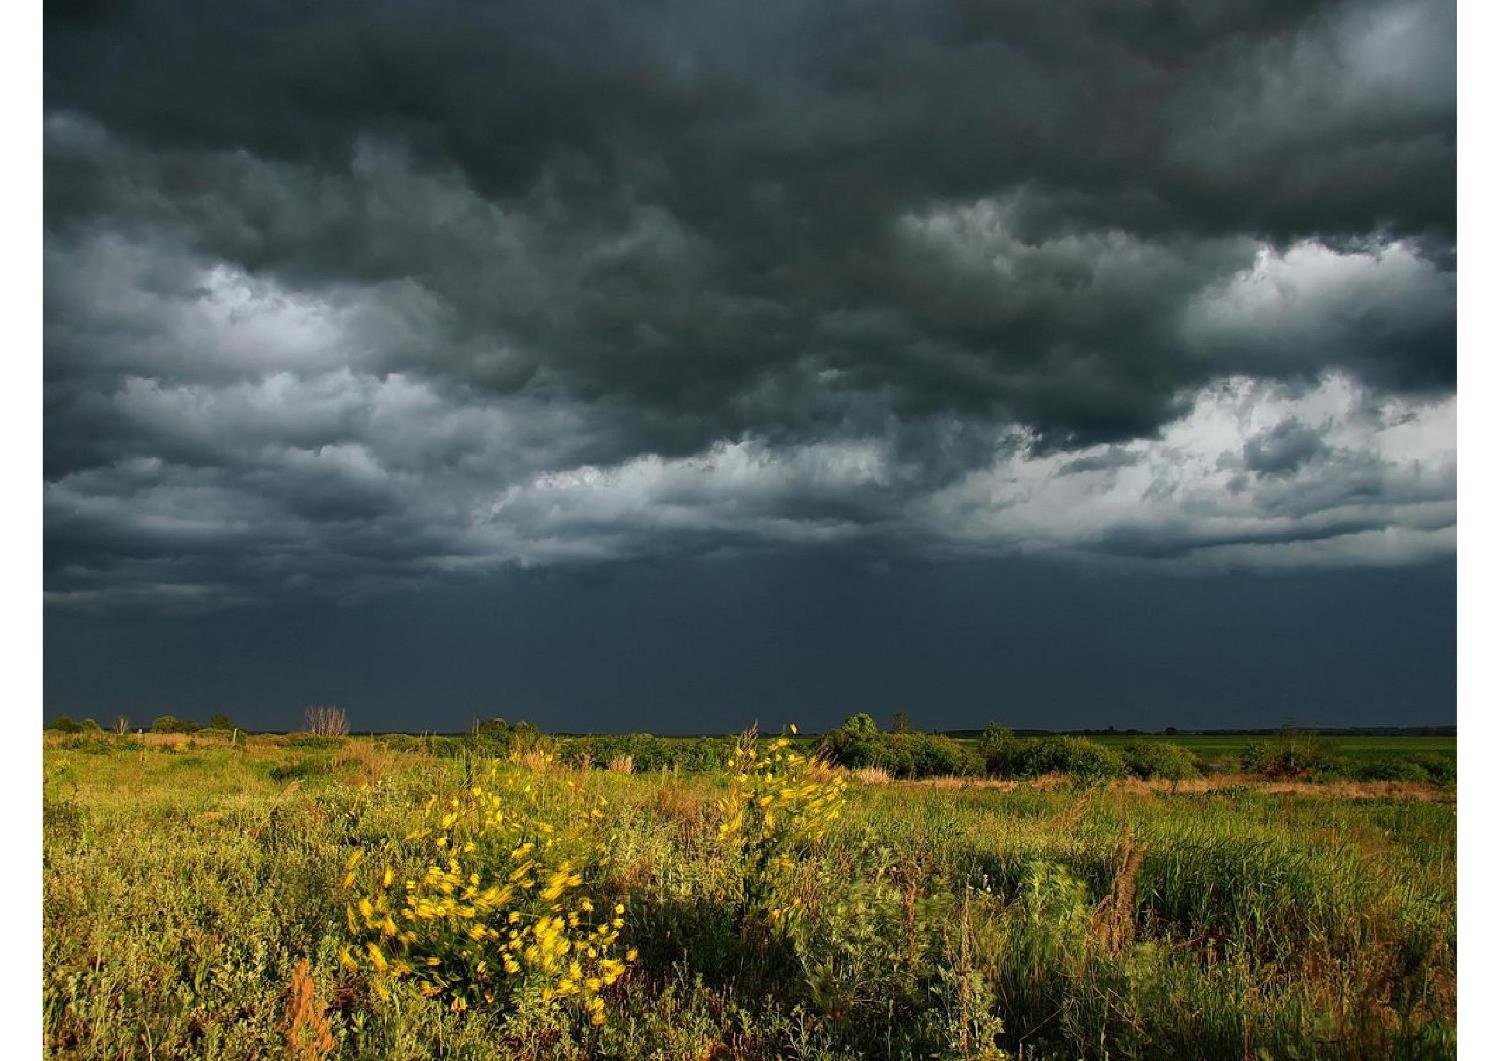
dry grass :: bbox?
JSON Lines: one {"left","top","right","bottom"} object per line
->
{"left": 283, "top": 958, "right": 335, "bottom": 1061}
{"left": 333, "top": 738, "right": 403, "bottom": 787}
{"left": 1124, "top": 774, "right": 1456, "bottom": 802}
{"left": 512, "top": 749, "right": 555, "bottom": 772}
{"left": 607, "top": 754, "right": 635, "bottom": 774}
{"left": 1091, "top": 827, "right": 1145, "bottom": 954}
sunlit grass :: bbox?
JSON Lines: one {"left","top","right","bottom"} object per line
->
{"left": 43, "top": 734, "right": 1455, "bottom": 1059}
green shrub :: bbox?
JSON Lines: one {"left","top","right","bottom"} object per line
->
{"left": 460, "top": 718, "right": 557, "bottom": 760}
{"left": 878, "top": 733, "right": 982, "bottom": 778}
{"left": 47, "top": 716, "right": 83, "bottom": 734}
{"left": 283, "top": 735, "right": 343, "bottom": 750}
{"left": 1413, "top": 754, "right": 1456, "bottom": 785}
{"left": 560, "top": 734, "right": 733, "bottom": 773}
{"left": 1241, "top": 730, "right": 1338, "bottom": 778}
{"left": 819, "top": 717, "right": 981, "bottom": 778}
{"left": 1120, "top": 741, "right": 1202, "bottom": 781}
{"left": 985, "top": 735, "right": 1126, "bottom": 780}
{"left": 58, "top": 735, "right": 116, "bottom": 754}
{"left": 1350, "top": 755, "right": 1455, "bottom": 785}
{"left": 151, "top": 715, "right": 200, "bottom": 734}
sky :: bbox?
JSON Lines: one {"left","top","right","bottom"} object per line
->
{"left": 42, "top": 0, "right": 1456, "bottom": 733}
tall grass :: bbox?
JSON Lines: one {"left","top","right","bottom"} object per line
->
{"left": 43, "top": 737, "right": 1455, "bottom": 1059}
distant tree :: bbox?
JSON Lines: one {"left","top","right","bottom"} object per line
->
{"left": 839, "top": 713, "right": 879, "bottom": 737}
{"left": 47, "top": 716, "right": 82, "bottom": 734}
{"left": 305, "top": 705, "right": 349, "bottom": 738}
{"left": 1163, "top": 726, "right": 1178, "bottom": 736}
{"left": 113, "top": 715, "right": 130, "bottom": 735}
{"left": 209, "top": 713, "right": 233, "bottom": 730}
{"left": 471, "top": 717, "right": 512, "bottom": 739}
{"left": 977, "top": 722, "right": 1017, "bottom": 775}
{"left": 80, "top": 718, "right": 103, "bottom": 732}
{"left": 891, "top": 711, "right": 912, "bottom": 734}
{"left": 152, "top": 715, "right": 188, "bottom": 734}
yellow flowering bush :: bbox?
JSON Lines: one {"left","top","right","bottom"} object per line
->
{"left": 339, "top": 765, "right": 634, "bottom": 1025}
{"left": 717, "top": 727, "right": 846, "bottom": 925}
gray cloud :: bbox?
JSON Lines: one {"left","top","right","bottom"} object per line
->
{"left": 44, "top": 0, "right": 1456, "bottom": 610}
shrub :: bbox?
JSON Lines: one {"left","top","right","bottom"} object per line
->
{"left": 283, "top": 735, "right": 343, "bottom": 750}
{"left": 985, "top": 736, "right": 1126, "bottom": 780}
{"left": 459, "top": 719, "right": 557, "bottom": 762}
{"left": 820, "top": 716, "right": 980, "bottom": 778}
{"left": 341, "top": 763, "right": 635, "bottom": 1023}
{"left": 1349, "top": 758, "right": 1429, "bottom": 783}
{"left": 879, "top": 732, "right": 983, "bottom": 778}
{"left": 151, "top": 715, "right": 200, "bottom": 734}
{"left": 47, "top": 716, "right": 83, "bottom": 734}
{"left": 558, "top": 734, "right": 732, "bottom": 773}
{"left": 1348, "top": 755, "right": 1455, "bottom": 785}
{"left": 978, "top": 724, "right": 1017, "bottom": 775}
{"left": 718, "top": 728, "right": 846, "bottom": 924}
{"left": 1413, "top": 754, "right": 1456, "bottom": 785}
{"left": 1241, "top": 730, "right": 1337, "bottom": 778}
{"left": 1120, "top": 741, "right": 1202, "bottom": 781}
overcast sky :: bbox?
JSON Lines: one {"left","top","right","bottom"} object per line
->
{"left": 43, "top": 0, "right": 1455, "bottom": 732}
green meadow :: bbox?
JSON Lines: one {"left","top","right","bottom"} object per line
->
{"left": 1066, "top": 732, "right": 1457, "bottom": 764}
{"left": 43, "top": 731, "right": 1455, "bottom": 1059}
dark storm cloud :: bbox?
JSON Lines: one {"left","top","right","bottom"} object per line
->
{"left": 1242, "top": 419, "right": 1330, "bottom": 475}
{"left": 43, "top": 0, "right": 1456, "bottom": 609}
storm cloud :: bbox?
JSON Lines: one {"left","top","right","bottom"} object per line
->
{"left": 44, "top": 0, "right": 1455, "bottom": 612}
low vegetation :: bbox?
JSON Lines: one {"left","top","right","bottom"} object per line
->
{"left": 43, "top": 721, "right": 1455, "bottom": 1059}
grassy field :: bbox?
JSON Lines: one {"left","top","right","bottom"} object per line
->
{"left": 43, "top": 732, "right": 1456, "bottom": 1059}
{"left": 1069, "top": 733, "right": 1458, "bottom": 765}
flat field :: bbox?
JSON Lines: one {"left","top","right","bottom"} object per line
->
{"left": 43, "top": 733, "right": 1455, "bottom": 1059}
{"left": 1071, "top": 733, "right": 1458, "bottom": 765}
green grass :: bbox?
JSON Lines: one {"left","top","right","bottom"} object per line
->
{"left": 43, "top": 735, "right": 1455, "bottom": 1059}
{"left": 1035, "top": 733, "right": 1456, "bottom": 764}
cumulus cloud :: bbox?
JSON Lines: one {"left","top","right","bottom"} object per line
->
{"left": 43, "top": 0, "right": 1455, "bottom": 610}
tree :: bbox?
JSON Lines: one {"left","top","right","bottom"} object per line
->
{"left": 209, "top": 713, "right": 233, "bottom": 730}
{"left": 47, "top": 715, "right": 82, "bottom": 734}
{"left": 305, "top": 705, "right": 349, "bottom": 737}
{"left": 152, "top": 715, "right": 187, "bottom": 734}
{"left": 113, "top": 715, "right": 131, "bottom": 735}
{"left": 891, "top": 711, "right": 912, "bottom": 734}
